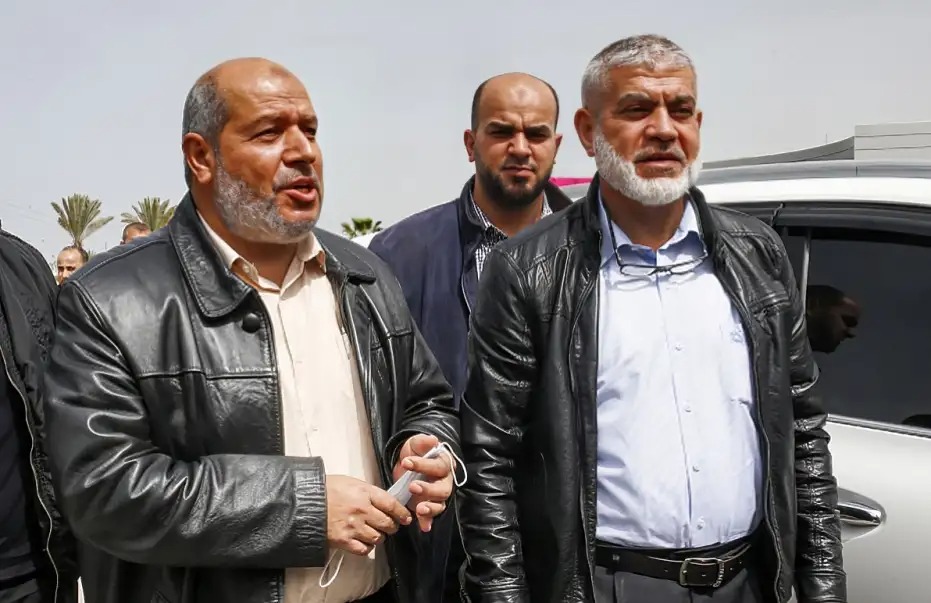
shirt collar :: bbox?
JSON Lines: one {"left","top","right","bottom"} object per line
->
{"left": 469, "top": 189, "right": 552, "bottom": 239}
{"left": 598, "top": 191, "right": 703, "bottom": 266}
{"left": 197, "top": 212, "right": 326, "bottom": 291}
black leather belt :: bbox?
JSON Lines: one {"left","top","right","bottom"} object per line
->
{"left": 595, "top": 538, "right": 755, "bottom": 589}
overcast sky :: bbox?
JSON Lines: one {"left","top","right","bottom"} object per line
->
{"left": 2, "top": 0, "right": 929, "bottom": 261}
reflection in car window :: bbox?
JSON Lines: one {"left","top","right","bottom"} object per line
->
{"left": 781, "top": 227, "right": 931, "bottom": 428}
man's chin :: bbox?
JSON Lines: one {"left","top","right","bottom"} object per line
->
{"left": 635, "top": 163, "right": 685, "bottom": 180}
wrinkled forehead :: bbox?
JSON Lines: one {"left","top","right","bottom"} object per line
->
{"left": 223, "top": 71, "right": 316, "bottom": 125}
{"left": 478, "top": 84, "right": 557, "bottom": 130}
{"left": 603, "top": 64, "right": 697, "bottom": 104}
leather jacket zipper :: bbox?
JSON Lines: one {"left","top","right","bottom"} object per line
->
{"left": 339, "top": 282, "right": 405, "bottom": 598}
{"left": 460, "top": 274, "right": 473, "bottom": 317}
{"left": 568, "top": 267, "right": 598, "bottom": 594}
{"left": 715, "top": 257, "right": 783, "bottom": 603}
{"left": 0, "top": 346, "right": 60, "bottom": 602}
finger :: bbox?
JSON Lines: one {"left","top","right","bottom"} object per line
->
{"left": 405, "top": 434, "right": 439, "bottom": 457}
{"left": 338, "top": 538, "right": 374, "bottom": 557}
{"left": 414, "top": 501, "right": 446, "bottom": 532}
{"left": 362, "top": 506, "right": 400, "bottom": 536}
{"left": 409, "top": 478, "right": 453, "bottom": 503}
{"left": 370, "top": 488, "right": 413, "bottom": 526}
{"left": 417, "top": 500, "right": 447, "bottom": 519}
{"left": 354, "top": 523, "right": 384, "bottom": 547}
{"left": 402, "top": 456, "right": 451, "bottom": 479}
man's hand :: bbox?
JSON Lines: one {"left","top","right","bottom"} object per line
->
{"left": 391, "top": 434, "right": 454, "bottom": 532}
{"left": 326, "top": 475, "right": 412, "bottom": 556}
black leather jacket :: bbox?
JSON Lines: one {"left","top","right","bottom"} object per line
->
{"left": 0, "top": 230, "right": 78, "bottom": 603}
{"left": 43, "top": 195, "right": 460, "bottom": 603}
{"left": 458, "top": 177, "right": 846, "bottom": 603}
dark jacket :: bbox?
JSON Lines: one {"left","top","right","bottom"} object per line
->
{"left": 369, "top": 179, "right": 573, "bottom": 601}
{"left": 369, "top": 178, "right": 573, "bottom": 400}
{"left": 42, "top": 195, "right": 460, "bottom": 603}
{"left": 458, "top": 176, "right": 846, "bottom": 603}
{"left": 0, "top": 229, "right": 78, "bottom": 603}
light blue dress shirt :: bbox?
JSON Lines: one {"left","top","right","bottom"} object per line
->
{"left": 595, "top": 196, "right": 763, "bottom": 549}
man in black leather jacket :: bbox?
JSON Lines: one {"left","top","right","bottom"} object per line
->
{"left": 458, "top": 35, "right": 845, "bottom": 603}
{"left": 43, "top": 58, "right": 460, "bottom": 603}
{"left": 0, "top": 230, "right": 77, "bottom": 603}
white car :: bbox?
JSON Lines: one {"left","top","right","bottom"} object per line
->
{"left": 566, "top": 160, "right": 931, "bottom": 602}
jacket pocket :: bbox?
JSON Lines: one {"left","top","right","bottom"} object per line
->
{"left": 748, "top": 285, "right": 790, "bottom": 317}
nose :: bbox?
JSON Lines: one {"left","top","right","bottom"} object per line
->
{"left": 282, "top": 126, "right": 317, "bottom": 166}
{"left": 509, "top": 133, "right": 531, "bottom": 159}
{"left": 645, "top": 107, "right": 678, "bottom": 143}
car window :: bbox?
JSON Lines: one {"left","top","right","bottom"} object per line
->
{"left": 778, "top": 227, "right": 806, "bottom": 284}
{"left": 780, "top": 226, "right": 931, "bottom": 430}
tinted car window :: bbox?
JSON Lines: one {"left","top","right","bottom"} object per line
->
{"left": 782, "top": 227, "right": 931, "bottom": 429}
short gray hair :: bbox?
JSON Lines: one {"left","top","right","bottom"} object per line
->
{"left": 581, "top": 34, "right": 695, "bottom": 107}
{"left": 181, "top": 76, "right": 228, "bottom": 186}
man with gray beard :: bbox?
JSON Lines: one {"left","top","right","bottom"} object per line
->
{"left": 43, "top": 58, "right": 460, "bottom": 603}
{"left": 457, "top": 35, "right": 845, "bottom": 603}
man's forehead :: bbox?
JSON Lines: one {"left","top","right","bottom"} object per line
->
{"left": 223, "top": 72, "right": 315, "bottom": 119}
{"left": 482, "top": 108, "right": 553, "bottom": 128}
{"left": 479, "top": 80, "right": 557, "bottom": 127}
{"left": 607, "top": 64, "right": 697, "bottom": 97}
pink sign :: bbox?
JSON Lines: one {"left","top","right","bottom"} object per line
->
{"left": 550, "top": 177, "right": 592, "bottom": 187}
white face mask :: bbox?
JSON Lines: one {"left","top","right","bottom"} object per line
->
{"left": 592, "top": 127, "right": 701, "bottom": 207}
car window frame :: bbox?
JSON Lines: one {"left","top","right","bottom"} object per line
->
{"left": 725, "top": 198, "right": 931, "bottom": 439}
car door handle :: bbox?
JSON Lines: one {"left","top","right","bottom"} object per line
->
{"left": 838, "top": 500, "right": 883, "bottom": 527}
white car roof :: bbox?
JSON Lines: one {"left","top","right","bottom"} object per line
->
{"left": 558, "top": 160, "right": 931, "bottom": 209}
{"left": 701, "top": 177, "right": 931, "bottom": 208}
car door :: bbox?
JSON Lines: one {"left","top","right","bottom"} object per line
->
{"left": 731, "top": 200, "right": 931, "bottom": 602}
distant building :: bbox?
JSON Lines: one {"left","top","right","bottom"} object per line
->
{"left": 705, "top": 120, "right": 931, "bottom": 168}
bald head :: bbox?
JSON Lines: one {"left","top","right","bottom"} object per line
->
{"left": 181, "top": 57, "right": 324, "bottom": 248}
{"left": 182, "top": 58, "right": 305, "bottom": 186}
{"left": 471, "top": 72, "right": 559, "bottom": 131}
{"left": 464, "top": 72, "right": 563, "bottom": 213}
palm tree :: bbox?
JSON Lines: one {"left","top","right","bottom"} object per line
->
{"left": 120, "top": 197, "right": 176, "bottom": 230}
{"left": 341, "top": 217, "right": 383, "bottom": 239}
{"left": 51, "top": 194, "right": 113, "bottom": 249}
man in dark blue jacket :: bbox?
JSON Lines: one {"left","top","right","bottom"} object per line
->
{"left": 368, "top": 72, "right": 573, "bottom": 601}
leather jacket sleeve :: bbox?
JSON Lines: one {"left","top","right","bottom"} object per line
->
{"left": 771, "top": 235, "right": 847, "bottom": 602}
{"left": 44, "top": 281, "right": 328, "bottom": 568}
{"left": 385, "top": 322, "right": 462, "bottom": 467}
{"left": 458, "top": 249, "right": 534, "bottom": 603}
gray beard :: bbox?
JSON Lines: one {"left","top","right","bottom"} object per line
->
{"left": 213, "top": 159, "right": 318, "bottom": 244}
{"left": 592, "top": 128, "right": 701, "bottom": 206}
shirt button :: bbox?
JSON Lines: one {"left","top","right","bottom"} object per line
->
{"left": 697, "top": 518, "right": 705, "bottom": 529}
{"left": 731, "top": 330, "right": 744, "bottom": 343}
{"left": 683, "top": 405, "right": 692, "bottom": 413}
{"left": 674, "top": 343, "right": 684, "bottom": 352}
{"left": 692, "top": 465, "right": 700, "bottom": 473}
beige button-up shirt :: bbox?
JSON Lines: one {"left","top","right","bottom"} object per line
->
{"left": 200, "top": 216, "right": 390, "bottom": 602}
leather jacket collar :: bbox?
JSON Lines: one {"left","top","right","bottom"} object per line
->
{"left": 169, "top": 193, "right": 375, "bottom": 319}
{"left": 579, "top": 172, "right": 721, "bottom": 256}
